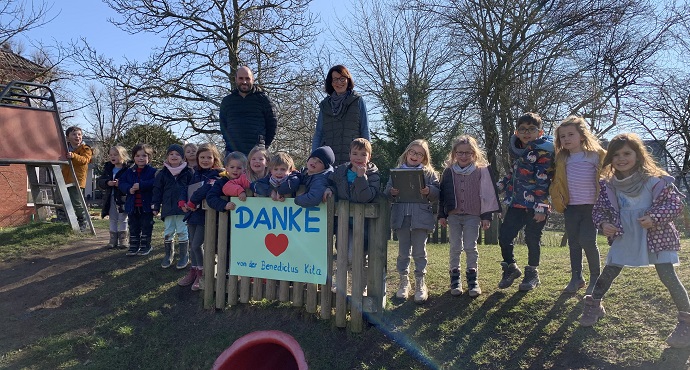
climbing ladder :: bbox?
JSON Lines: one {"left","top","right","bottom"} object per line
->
{"left": 0, "top": 81, "right": 95, "bottom": 234}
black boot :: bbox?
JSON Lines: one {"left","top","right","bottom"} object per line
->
{"left": 466, "top": 268, "right": 481, "bottom": 297}
{"left": 450, "top": 268, "right": 462, "bottom": 296}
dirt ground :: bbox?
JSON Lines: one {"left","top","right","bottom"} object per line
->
{"left": 0, "top": 230, "right": 115, "bottom": 353}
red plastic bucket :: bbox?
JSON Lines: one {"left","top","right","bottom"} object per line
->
{"left": 212, "top": 330, "right": 308, "bottom": 370}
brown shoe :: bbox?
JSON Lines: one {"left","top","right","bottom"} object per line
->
{"left": 580, "top": 295, "right": 605, "bottom": 327}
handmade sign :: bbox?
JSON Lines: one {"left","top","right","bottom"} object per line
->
{"left": 229, "top": 197, "right": 328, "bottom": 284}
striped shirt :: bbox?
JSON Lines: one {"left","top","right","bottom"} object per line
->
{"left": 566, "top": 151, "right": 599, "bottom": 205}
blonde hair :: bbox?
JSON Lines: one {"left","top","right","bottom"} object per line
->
{"left": 444, "top": 135, "right": 488, "bottom": 168}
{"left": 109, "top": 145, "right": 130, "bottom": 163}
{"left": 196, "top": 143, "right": 223, "bottom": 169}
{"left": 602, "top": 132, "right": 667, "bottom": 179}
{"left": 248, "top": 144, "right": 271, "bottom": 182}
{"left": 397, "top": 139, "right": 436, "bottom": 175}
{"left": 269, "top": 152, "right": 295, "bottom": 171}
{"left": 554, "top": 116, "right": 605, "bottom": 164}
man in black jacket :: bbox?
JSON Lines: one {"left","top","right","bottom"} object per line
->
{"left": 219, "top": 66, "right": 278, "bottom": 156}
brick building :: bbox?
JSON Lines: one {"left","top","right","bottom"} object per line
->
{"left": 0, "top": 45, "right": 50, "bottom": 227}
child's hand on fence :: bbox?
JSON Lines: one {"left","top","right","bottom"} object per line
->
{"left": 420, "top": 186, "right": 429, "bottom": 196}
{"left": 225, "top": 201, "right": 237, "bottom": 211}
{"left": 322, "top": 189, "right": 332, "bottom": 203}
{"left": 481, "top": 220, "right": 491, "bottom": 230}
{"left": 271, "top": 190, "right": 285, "bottom": 202}
{"left": 438, "top": 217, "right": 447, "bottom": 227}
{"left": 389, "top": 187, "right": 399, "bottom": 196}
{"left": 637, "top": 215, "right": 654, "bottom": 229}
{"left": 601, "top": 222, "right": 620, "bottom": 237}
{"left": 238, "top": 191, "right": 247, "bottom": 201}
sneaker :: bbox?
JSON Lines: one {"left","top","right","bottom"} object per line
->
{"left": 580, "top": 295, "right": 605, "bottom": 327}
{"left": 667, "top": 312, "right": 690, "bottom": 348}
{"left": 178, "top": 268, "right": 197, "bottom": 286}
{"left": 137, "top": 245, "right": 153, "bottom": 256}
{"left": 396, "top": 274, "right": 410, "bottom": 299}
{"left": 414, "top": 276, "right": 428, "bottom": 304}
{"left": 126, "top": 245, "right": 139, "bottom": 256}
{"left": 518, "top": 266, "right": 540, "bottom": 291}
{"left": 498, "top": 262, "right": 522, "bottom": 289}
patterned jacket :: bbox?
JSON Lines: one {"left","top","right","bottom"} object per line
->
{"left": 592, "top": 175, "right": 684, "bottom": 252}
{"left": 497, "top": 135, "right": 554, "bottom": 213}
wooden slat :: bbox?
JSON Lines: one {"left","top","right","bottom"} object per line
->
{"left": 335, "top": 200, "right": 349, "bottom": 328}
{"left": 265, "top": 279, "right": 277, "bottom": 300}
{"left": 239, "top": 275, "right": 251, "bottom": 303}
{"left": 278, "top": 280, "right": 290, "bottom": 302}
{"left": 215, "top": 211, "right": 229, "bottom": 308}
{"left": 252, "top": 276, "right": 263, "bottom": 300}
{"left": 320, "top": 196, "right": 335, "bottom": 319}
{"left": 202, "top": 201, "right": 217, "bottom": 308}
{"left": 350, "top": 203, "right": 365, "bottom": 333}
{"left": 292, "top": 282, "right": 304, "bottom": 307}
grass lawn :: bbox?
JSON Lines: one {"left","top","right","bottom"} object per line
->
{"left": 1, "top": 219, "right": 690, "bottom": 369}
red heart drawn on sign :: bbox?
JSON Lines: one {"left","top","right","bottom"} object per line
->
{"left": 265, "top": 233, "right": 289, "bottom": 257}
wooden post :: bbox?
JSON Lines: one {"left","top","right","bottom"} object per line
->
{"left": 335, "top": 200, "right": 349, "bottom": 328}
{"left": 366, "top": 195, "right": 388, "bottom": 315}
{"left": 350, "top": 203, "right": 365, "bottom": 333}
{"left": 320, "top": 197, "right": 335, "bottom": 319}
{"left": 202, "top": 201, "right": 217, "bottom": 308}
{"left": 216, "top": 210, "right": 230, "bottom": 308}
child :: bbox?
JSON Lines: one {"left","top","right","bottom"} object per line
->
{"left": 184, "top": 143, "right": 198, "bottom": 169}
{"left": 550, "top": 116, "right": 606, "bottom": 294}
{"left": 207, "top": 151, "right": 250, "bottom": 212}
{"left": 384, "top": 139, "right": 439, "bottom": 303}
{"left": 152, "top": 144, "right": 194, "bottom": 269}
{"left": 295, "top": 146, "right": 335, "bottom": 208}
{"left": 325, "top": 138, "right": 380, "bottom": 293}
{"left": 179, "top": 143, "right": 224, "bottom": 290}
{"left": 438, "top": 135, "right": 500, "bottom": 298}
{"left": 61, "top": 126, "right": 93, "bottom": 231}
{"left": 97, "top": 145, "right": 130, "bottom": 249}
{"left": 247, "top": 144, "right": 270, "bottom": 183}
{"left": 251, "top": 152, "right": 300, "bottom": 201}
{"left": 580, "top": 133, "right": 690, "bottom": 348}
{"left": 118, "top": 144, "right": 157, "bottom": 256}
{"left": 496, "top": 112, "right": 554, "bottom": 291}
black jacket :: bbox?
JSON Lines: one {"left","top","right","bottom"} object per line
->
{"left": 97, "top": 161, "right": 128, "bottom": 218}
{"left": 219, "top": 86, "right": 277, "bottom": 155}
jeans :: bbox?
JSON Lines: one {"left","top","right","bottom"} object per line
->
{"left": 563, "top": 205, "right": 599, "bottom": 276}
{"left": 447, "top": 214, "right": 480, "bottom": 271}
{"left": 499, "top": 207, "right": 547, "bottom": 267}
{"left": 188, "top": 223, "right": 205, "bottom": 267}
{"left": 395, "top": 216, "right": 429, "bottom": 277}
{"left": 128, "top": 208, "right": 154, "bottom": 247}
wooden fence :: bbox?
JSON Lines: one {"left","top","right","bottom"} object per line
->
{"left": 201, "top": 195, "right": 390, "bottom": 333}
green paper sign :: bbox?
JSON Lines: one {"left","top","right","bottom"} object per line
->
{"left": 229, "top": 197, "right": 328, "bottom": 284}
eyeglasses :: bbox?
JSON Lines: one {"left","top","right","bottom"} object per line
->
{"left": 332, "top": 77, "right": 348, "bottom": 83}
{"left": 517, "top": 127, "right": 539, "bottom": 134}
{"left": 455, "top": 151, "right": 474, "bottom": 157}
{"left": 407, "top": 149, "right": 425, "bottom": 158}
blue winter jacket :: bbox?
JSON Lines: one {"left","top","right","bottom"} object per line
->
{"left": 118, "top": 164, "right": 157, "bottom": 214}
{"left": 181, "top": 168, "right": 223, "bottom": 225}
{"left": 295, "top": 166, "right": 334, "bottom": 208}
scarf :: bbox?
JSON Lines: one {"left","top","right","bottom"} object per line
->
{"left": 164, "top": 161, "right": 187, "bottom": 176}
{"left": 451, "top": 163, "right": 476, "bottom": 175}
{"left": 270, "top": 175, "right": 287, "bottom": 188}
{"left": 610, "top": 170, "right": 647, "bottom": 198}
{"left": 329, "top": 90, "right": 350, "bottom": 115}
{"left": 401, "top": 163, "right": 423, "bottom": 169}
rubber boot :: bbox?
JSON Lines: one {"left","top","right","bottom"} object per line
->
{"left": 161, "top": 241, "right": 174, "bottom": 268}
{"left": 450, "top": 268, "right": 462, "bottom": 296}
{"left": 396, "top": 273, "right": 410, "bottom": 299}
{"left": 192, "top": 268, "right": 203, "bottom": 291}
{"left": 176, "top": 240, "right": 190, "bottom": 269}
{"left": 580, "top": 295, "right": 605, "bottom": 327}
{"left": 466, "top": 268, "right": 481, "bottom": 297}
{"left": 117, "top": 231, "right": 128, "bottom": 249}
{"left": 178, "top": 266, "right": 197, "bottom": 286}
{"left": 667, "top": 311, "right": 690, "bottom": 348}
{"left": 414, "top": 275, "right": 428, "bottom": 304}
{"left": 563, "top": 271, "right": 586, "bottom": 294}
{"left": 137, "top": 235, "right": 152, "bottom": 256}
{"left": 106, "top": 231, "right": 118, "bottom": 249}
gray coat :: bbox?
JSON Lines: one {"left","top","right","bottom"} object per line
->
{"left": 384, "top": 169, "right": 440, "bottom": 232}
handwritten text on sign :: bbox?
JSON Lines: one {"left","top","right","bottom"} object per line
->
{"left": 229, "top": 197, "right": 328, "bottom": 284}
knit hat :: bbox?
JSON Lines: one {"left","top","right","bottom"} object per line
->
{"left": 167, "top": 144, "right": 184, "bottom": 158}
{"left": 309, "top": 146, "right": 335, "bottom": 168}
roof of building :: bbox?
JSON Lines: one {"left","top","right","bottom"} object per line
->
{"left": 0, "top": 46, "right": 48, "bottom": 83}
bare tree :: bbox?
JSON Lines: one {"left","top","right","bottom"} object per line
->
{"left": 338, "top": 0, "right": 463, "bottom": 172}
{"left": 71, "top": 0, "right": 318, "bottom": 139}
{"left": 0, "top": 0, "right": 53, "bottom": 46}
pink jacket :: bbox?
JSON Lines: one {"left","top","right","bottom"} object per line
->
{"left": 592, "top": 175, "right": 684, "bottom": 252}
{"left": 222, "top": 173, "right": 250, "bottom": 197}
